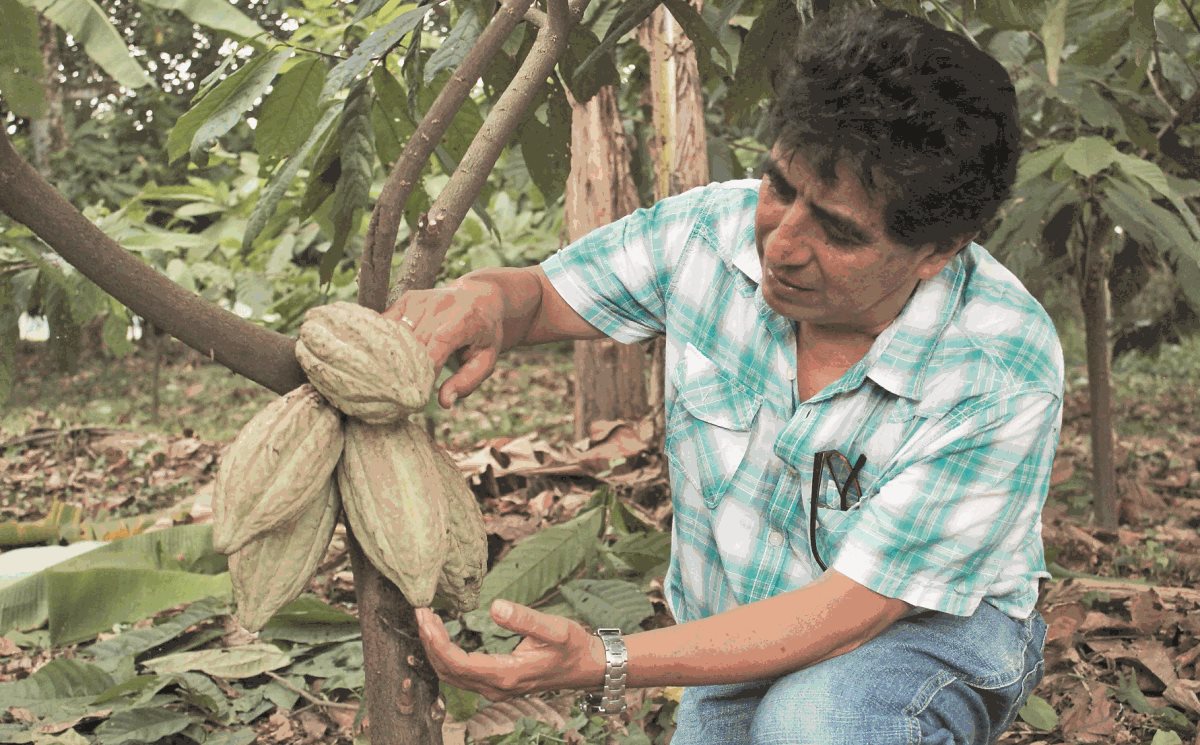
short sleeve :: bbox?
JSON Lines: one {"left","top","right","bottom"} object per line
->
{"left": 539, "top": 187, "right": 710, "bottom": 343}
{"left": 830, "top": 389, "right": 1063, "bottom": 616}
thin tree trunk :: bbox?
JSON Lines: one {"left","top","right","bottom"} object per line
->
{"left": 640, "top": 2, "right": 709, "bottom": 448}
{"left": 30, "top": 18, "right": 68, "bottom": 175}
{"left": 1079, "top": 215, "right": 1118, "bottom": 529}
{"left": 566, "top": 86, "right": 647, "bottom": 441}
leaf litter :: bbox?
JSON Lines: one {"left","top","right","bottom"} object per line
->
{"left": 0, "top": 344, "right": 1197, "bottom": 743}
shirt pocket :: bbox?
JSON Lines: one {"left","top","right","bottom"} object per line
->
{"left": 664, "top": 344, "right": 763, "bottom": 508}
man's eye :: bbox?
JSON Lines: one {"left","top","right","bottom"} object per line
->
{"left": 823, "top": 222, "right": 863, "bottom": 247}
{"left": 767, "top": 173, "right": 796, "bottom": 201}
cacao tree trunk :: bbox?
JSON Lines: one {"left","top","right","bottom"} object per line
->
{"left": 1079, "top": 214, "right": 1118, "bottom": 529}
{"left": 566, "top": 86, "right": 648, "bottom": 441}
{"left": 640, "top": 1, "right": 709, "bottom": 448}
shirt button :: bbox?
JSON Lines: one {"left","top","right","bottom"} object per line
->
{"left": 768, "top": 530, "right": 784, "bottom": 547}
{"left": 786, "top": 368, "right": 796, "bottom": 381}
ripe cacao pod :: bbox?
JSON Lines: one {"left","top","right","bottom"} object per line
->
{"left": 294, "top": 302, "right": 435, "bottom": 424}
{"left": 230, "top": 478, "right": 341, "bottom": 632}
{"left": 430, "top": 445, "right": 488, "bottom": 613}
{"left": 338, "top": 419, "right": 449, "bottom": 607}
{"left": 212, "top": 385, "right": 344, "bottom": 554}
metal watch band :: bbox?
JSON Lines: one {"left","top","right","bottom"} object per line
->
{"left": 583, "top": 627, "right": 628, "bottom": 715}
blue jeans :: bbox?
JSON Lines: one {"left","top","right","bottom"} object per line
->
{"left": 669, "top": 601, "right": 1047, "bottom": 745}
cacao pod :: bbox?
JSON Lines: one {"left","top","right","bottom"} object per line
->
{"left": 212, "top": 384, "right": 343, "bottom": 554}
{"left": 430, "top": 445, "right": 488, "bottom": 613}
{"left": 230, "top": 478, "right": 341, "bottom": 632}
{"left": 295, "top": 302, "right": 435, "bottom": 424}
{"left": 338, "top": 419, "right": 449, "bottom": 607}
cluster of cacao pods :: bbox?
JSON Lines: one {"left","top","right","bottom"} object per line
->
{"left": 212, "top": 302, "right": 488, "bottom": 631}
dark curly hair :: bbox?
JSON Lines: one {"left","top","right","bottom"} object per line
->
{"left": 768, "top": 8, "right": 1020, "bottom": 251}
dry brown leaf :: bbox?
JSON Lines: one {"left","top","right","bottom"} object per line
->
{"left": 1129, "top": 590, "right": 1169, "bottom": 631}
{"left": 1060, "top": 685, "right": 1117, "bottom": 743}
{"left": 1165, "top": 681, "right": 1200, "bottom": 716}
{"left": 465, "top": 698, "right": 566, "bottom": 742}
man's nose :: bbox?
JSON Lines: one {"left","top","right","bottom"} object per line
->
{"left": 765, "top": 203, "right": 815, "bottom": 265}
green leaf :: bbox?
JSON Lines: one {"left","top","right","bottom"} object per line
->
{"left": 256, "top": 57, "right": 327, "bottom": 165}
{"left": 0, "top": 525, "right": 222, "bottom": 637}
{"left": 326, "top": 81, "right": 375, "bottom": 283}
{"left": 1018, "top": 694, "right": 1058, "bottom": 730}
{"left": 1150, "top": 731, "right": 1183, "bottom": 745}
{"left": 560, "top": 579, "right": 654, "bottom": 632}
{"left": 243, "top": 101, "right": 342, "bottom": 252}
{"left": 725, "top": 0, "right": 799, "bottom": 123}
{"left": 138, "top": 0, "right": 263, "bottom": 40}
{"left": 1113, "top": 152, "right": 1200, "bottom": 241}
{"left": 92, "top": 707, "right": 196, "bottom": 745}
{"left": 478, "top": 507, "right": 603, "bottom": 609}
{"left": 47, "top": 569, "right": 231, "bottom": 646}
{"left": 1129, "top": 0, "right": 1159, "bottom": 77}
{"left": 258, "top": 595, "right": 361, "bottom": 645}
{"left": 440, "top": 681, "right": 480, "bottom": 722}
{"left": 203, "top": 728, "right": 258, "bottom": 745}
{"left": 370, "top": 65, "right": 416, "bottom": 168}
{"left": 1040, "top": 0, "right": 1068, "bottom": 86}
{"left": 608, "top": 531, "right": 672, "bottom": 575}
{"left": 518, "top": 83, "right": 570, "bottom": 204}
{"left": 323, "top": 4, "right": 431, "bottom": 98}
{"left": 0, "top": 0, "right": 46, "bottom": 118}
{"left": 425, "top": 0, "right": 486, "bottom": 84}
{"left": 0, "top": 279, "right": 17, "bottom": 407}
{"left": 84, "top": 597, "right": 228, "bottom": 662}
{"left": 23, "top": 0, "right": 150, "bottom": 89}
{"left": 142, "top": 642, "right": 290, "bottom": 679}
{"left": 1069, "top": 5, "right": 1128, "bottom": 67}
{"left": 169, "top": 50, "right": 280, "bottom": 163}
{"left": 1016, "top": 142, "right": 1070, "bottom": 186}
{"left": 1062, "top": 136, "right": 1117, "bottom": 178}
{"left": 0, "top": 658, "right": 116, "bottom": 717}
{"left": 1102, "top": 177, "right": 1200, "bottom": 266}
{"left": 560, "top": 25, "right": 622, "bottom": 104}
{"left": 975, "top": 0, "right": 1046, "bottom": 31}
{"left": 189, "top": 48, "right": 290, "bottom": 162}
{"left": 662, "top": 0, "right": 732, "bottom": 80}
{"left": 100, "top": 303, "right": 134, "bottom": 358}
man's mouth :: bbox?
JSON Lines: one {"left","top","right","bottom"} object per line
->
{"left": 767, "top": 267, "right": 812, "bottom": 292}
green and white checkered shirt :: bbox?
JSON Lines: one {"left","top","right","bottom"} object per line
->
{"left": 540, "top": 180, "right": 1064, "bottom": 620}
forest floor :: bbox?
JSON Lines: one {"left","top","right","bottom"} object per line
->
{"left": 1, "top": 334, "right": 1199, "bottom": 745}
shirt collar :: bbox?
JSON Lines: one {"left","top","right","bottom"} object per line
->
{"left": 860, "top": 245, "right": 972, "bottom": 400}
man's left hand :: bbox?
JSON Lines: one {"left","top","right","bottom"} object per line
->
{"left": 414, "top": 600, "right": 605, "bottom": 702}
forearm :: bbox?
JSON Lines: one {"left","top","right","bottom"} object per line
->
{"left": 453, "top": 267, "right": 544, "bottom": 352}
{"left": 619, "top": 571, "right": 910, "bottom": 689}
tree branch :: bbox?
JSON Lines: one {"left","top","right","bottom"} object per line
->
{"left": 0, "top": 126, "right": 303, "bottom": 395}
{"left": 358, "top": 0, "right": 536, "bottom": 313}
{"left": 393, "top": 0, "right": 581, "bottom": 297}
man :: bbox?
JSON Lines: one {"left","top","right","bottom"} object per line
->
{"left": 390, "top": 8, "right": 1063, "bottom": 743}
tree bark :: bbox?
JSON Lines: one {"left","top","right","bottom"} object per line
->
{"left": 565, "top": 85, "right": 648, "bottom": 441}
{"left": 1079, "top": 214, "right": 1118, "bottom": 529}
{"left": 640, "top": 1, "right": 709, "bottom": 447}
{"left": 356, "top": 3, "right": 582, "bottom": 743}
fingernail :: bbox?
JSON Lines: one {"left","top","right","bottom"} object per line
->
{"left": 493, "top": 600, "right": 512, "bottom": 620}
{"left": 447, "top": 391, "right": 458, "bottom": 408}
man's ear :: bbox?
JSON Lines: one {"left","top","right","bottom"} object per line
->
{"left": 917, "top": 232, "right": 976, "bottom": 279}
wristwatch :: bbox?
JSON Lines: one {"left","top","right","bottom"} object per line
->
{"left": 583, "top": 628, "right": 628, "bottom": 715}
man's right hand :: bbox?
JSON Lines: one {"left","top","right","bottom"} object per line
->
{"left": 383, "top": 277, "right": 505, "bottom": 409}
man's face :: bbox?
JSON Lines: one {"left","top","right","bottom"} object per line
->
{"left": 754, "top": 147, "right": 957, "bottom": 336}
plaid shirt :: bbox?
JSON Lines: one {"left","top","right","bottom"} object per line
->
{"left": 540, "top": 180, "right": 1064, "bottom": 620}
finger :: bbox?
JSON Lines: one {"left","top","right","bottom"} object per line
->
{"left": 491, "top": 600, "right": 571, "bottom": 646}
{"left": 439, "top": 347, "right": 498, "bottom": 408}
{"left": 380, "top": 296, "right": 407, "bottom": 324}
